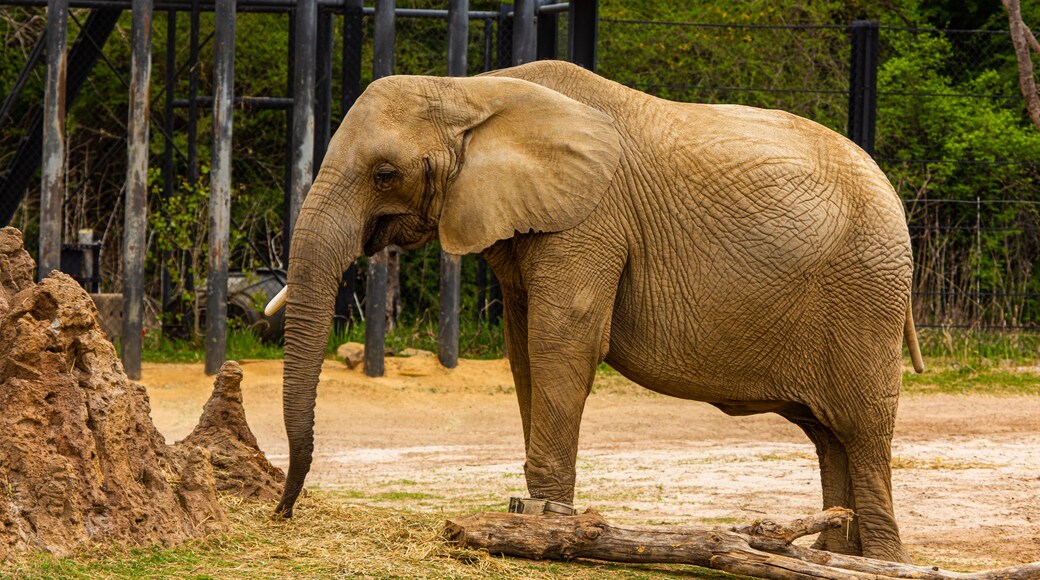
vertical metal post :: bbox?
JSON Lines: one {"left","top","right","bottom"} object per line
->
{"left": 365, "top": 0, "right": 394, "bottom": 377}
{"left": 512, "top": 0, "right": 536, "bottom": 65}
{"left": 438, "top": 0, "right": 467, "bottom": 369}
{"left": 282, "top": 10, "right": 294, "bottom": 266}
{"left": 187, "top": 0, "right": 200, "bottom": 182}
{"left": 39, "top": 0, "right": 68, "bottom": 278}
{"left": 206, "top": 0, "right": 235, "bottom": 375}
{"left": 536, "top": 0, "right": 557, "bottom": 60}
{"left": 161, "top": 9, "right": 176, "bottom": 327}
{"left": 313, "top": 7, "right": 333, "bottom": 169}
{"left": 847, "top": 20, "right": 879, "bottom": 157}
{"left": 567, "top": 0, "right": 597, "bottom": 71}
{"left": 288, "top": 0, "right": 316, "bottom": 254}
{"left": 335, "top": 0, "right": 363, "bottom": 334}
{"left": 121, "top": 0, "right": 153, "bottom": 380}
{"left": 341, "top": 0, "right": 363, "bottom": 113}
{"left": 373, "top": 0, "right": 395, "bottom": 77}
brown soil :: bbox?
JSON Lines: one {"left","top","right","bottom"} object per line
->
{"left": 0, "top": 227, "right": 277, "bottom": 559}
{"left": 140, "top": 355, "right": 1040, "bottom": 571}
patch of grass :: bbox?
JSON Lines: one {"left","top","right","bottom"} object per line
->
{"left": 1, "top": 494, "right": 749, "bottom": 579}
{"left": 890, "top": 456, "right": 999, "bottom": 470}
{"left": 902, "top": 364, "right": 1040, "bottom": 395}
{"left": 330, "top": 318, "right": 505, "bottom": 360}
{"left": 915, "top": 328, "right": 1040, "bottom": 366}
{"left": 139, "top": 329, "right": 284, "bottom": 363}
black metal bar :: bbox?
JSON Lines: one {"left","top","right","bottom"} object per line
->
{"left": 187, "top": 0, "right": 200, "bottom": 182}
{"left": 373, "top": 0, "right": 395, "bottom": 78}
{"left": 365, "top": 0, "right": 394, "bottom": 377}
{"left": 447, "top": 0, "right": 468, "bottom": 76}
{"left": 2, "top": 0, "right": 504, "bottom": 13}
{"left": 161, "top": 8, "right": 176, "bottom": 326}
{"left": 512, "top": 0, "right": 535, "bottom": 65}
{"left": 282, "top": 10, "right": 294, "bottom": 266}
{"left": 538, "top": 1, "right": 567, "bottom": 14}
{"left": 333, "top": 0, "right": 362, "bottom": 333}
{"left": 439, "top": 0, "right": 467, "bottom": 369}
{"left": 536, "top": 0, "right": 557, "bottom": 59}
{"left": 314, "top": 7, "right": 333, "bottom": 169}
{"left": 39, "top": 0, "right": 69, "bottom": 277}
{"left": 0, "top": 31, "right": 46, "bottom": 132}
{"left": 438, "top": 252, "right": 461, "bottom": 368}
{"left": 172, "top": 96, "right": 294, "bottom": 108}
{"left": 122, "top": 0, "right": 153, "bottom": 380}
{"left": 288, "top": 0, "right": 317, "bottom": 262}
{"left": 567, "top": 0, "right": 596, "bottom": 71}
{"left": 341, "top": 0, "right": 363, "bottom": 113}
{"left": 847, "top": 20, "right": 879, "bottom": 157}
{"left": 206, "top": 0, "right": 235, "bottom": 375}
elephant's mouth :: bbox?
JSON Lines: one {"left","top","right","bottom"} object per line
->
{"left": 362, "top": 214, "right": 438, "bottom": 256}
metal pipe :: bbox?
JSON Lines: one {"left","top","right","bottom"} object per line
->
{"left": 187, "top": 0, "right": 200, "bottom": 182}
{"left": 567, "top": 0, "right": 597, "bottom": 71}
{"left": 538, "top": 2, "right": 567, "bottom": 14}
{"left": 39, "top": 0, "right": 68, "bottom": 278}
{"left": 438, "top": 0, "right": 467, "bottom": 369}
{"left": 536, "top": 0, "right": 557, "bottom": 59}
{"left": 4, "top": 0, "right": 505, "bottom": 14}
{"left": 341, "top": 0, "right": 363, "bottom": 112}
{"left": 0, "top": 31, "right": 46, "bottom": 132}
{"left": 205, "top": 0, "right": 235, "bottom": 375}
{"left": 172, "top": 96, "right": 294, "bottom": 108}
{"left": 313, "top": 6, "right": 333, "bottom": 169}
{"left": 288, "top": 0, "right": 316, "bottom": 256}
{"left": 161, "top": 8, "right": 176, "bottom": 326}
{"left": 365, "top": 0, "right": 394, "bottom": 378}
{"left": 512, "top": 0, "right": 536, "bottom": 65}
{"left": 122, "top": 0, "right": 152, "bottom": 380}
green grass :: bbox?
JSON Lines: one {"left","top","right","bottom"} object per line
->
{"left": 140, "top": 328, "right": 284, "bottom": 363}
{"left": 331, "top": 318, "right": 505, "bottom": 360}
{"left": 903, "top": 363, "right": 1040, "bottom": 395}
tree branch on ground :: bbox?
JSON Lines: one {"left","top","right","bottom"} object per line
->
{"left": 1004, "top": 0, "right": 1040, "bottom": 130}
{"left": 445, "top": 508, "right": 1040, "bottom": 579}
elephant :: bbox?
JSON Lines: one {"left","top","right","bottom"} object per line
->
{"left": 265, "top": 59, "right": 925, "bottom": 564}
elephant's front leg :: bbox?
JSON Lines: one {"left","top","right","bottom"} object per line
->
{"left": 522, "top": 282, "right": 615, "bottom": 505}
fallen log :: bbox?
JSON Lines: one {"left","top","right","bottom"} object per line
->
{"left": 444, "top": 508, "right": 1040, "bottom": 580}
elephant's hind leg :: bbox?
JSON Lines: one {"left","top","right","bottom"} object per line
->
{"left": 783, "top": 410, "right": 862, "bottom": 555}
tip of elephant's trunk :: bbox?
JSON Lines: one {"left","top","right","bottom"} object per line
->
{"left": 265, "top": 286, "right": 287, "bottom": 316}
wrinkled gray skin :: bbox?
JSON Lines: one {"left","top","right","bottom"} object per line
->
{"left": 275, "top": 60, "right": 922, "bottom": 564}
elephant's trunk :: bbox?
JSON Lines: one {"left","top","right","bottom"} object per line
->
{"left": 275, "top": 181, "right": 362, "bottom": 517}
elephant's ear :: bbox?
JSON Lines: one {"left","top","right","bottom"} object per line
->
{"left": 436, "top": 77, "right": 621, "bottom": 255}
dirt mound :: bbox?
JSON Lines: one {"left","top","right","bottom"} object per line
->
{"left": 175, "top": 361, "right": 285, "bottom": 501}
{"left": 0, "top": 228, "right": 277, "bottom": 559}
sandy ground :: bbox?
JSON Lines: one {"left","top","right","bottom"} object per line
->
{"left": 140, "top": 354, "right": 1040, "bottom": 571}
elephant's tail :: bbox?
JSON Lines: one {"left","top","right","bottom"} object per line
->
{"left": 904, "top": 300, "right": 925, "bottom": 373}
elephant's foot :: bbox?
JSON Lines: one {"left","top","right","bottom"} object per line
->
{"left": 863, "top": 542, "right": 913, "bottom": 564}
{"left": 508, "top": 497, "right": 577, "bottom": 516}
{"left": 811, "top": 526, "right": 861, "bottom": 556}
{"left": 812, "top": 527, "right": 912, "bottom": 564}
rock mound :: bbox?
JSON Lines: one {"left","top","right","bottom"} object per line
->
{"left": 176, "top": 361, "right": 285, "bottom": 501}
{"left": 0, "top": 228, "right": 279, "bottom": 559}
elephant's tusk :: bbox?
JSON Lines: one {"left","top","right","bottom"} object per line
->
{"left": 265, "top": 286, "right": 287, "bottom": 316}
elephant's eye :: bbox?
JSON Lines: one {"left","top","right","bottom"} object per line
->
{"left": 373, "top": 166, "right": 397, "bottom": 190}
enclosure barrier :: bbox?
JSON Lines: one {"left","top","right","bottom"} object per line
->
{"left": 1, "top": 4, "right": 1036, "bottom": 374}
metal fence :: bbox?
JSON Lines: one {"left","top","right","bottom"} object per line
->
{"left": 2, "top": 4, "right": 1038, "bottom": 367}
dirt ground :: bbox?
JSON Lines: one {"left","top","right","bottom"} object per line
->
{"left": 140, "top": 355, "right": 1040, "bottom": 571}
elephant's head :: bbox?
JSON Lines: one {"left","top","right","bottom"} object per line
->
{"left": 270, "top": 74, "right": 621, "bottom": 516}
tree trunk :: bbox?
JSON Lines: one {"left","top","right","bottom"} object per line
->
{"left": 445, "top": 508, "right": 1040, "bottom": 580}
{"left": 1004, "top": 0, "right": 1040, "bottom": 131}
